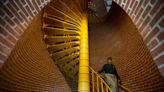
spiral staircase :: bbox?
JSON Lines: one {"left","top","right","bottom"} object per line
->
{"left": 42, "top": 0, "right": 131, "bottom": 91}
{"left": 43, "top": 0, "right": 81, "bottom": 79}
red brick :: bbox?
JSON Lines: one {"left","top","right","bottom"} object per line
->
{"left": 0, "top": 17, "right": 6, "bottom": 26}
{"left": 0, "top": 35, "right": 14, "bottom": 48}
{"left": 14, "top": 26, "right": 23, "bottom": 35}
{"left": 6, "top": 3, "right": 25, "bottom": 23}
{"left": 0, "top": 43, "right": 10, "bottom": 55}
{"left": 142, "top": 5, "right": 151, "bottom": 18}
{"left": 151, "top": 42, "right": 164, "bottom": 57}
{"left": 20, "top": 0, "right": 26, "bottom": 5}
{"left": 26, "top": 0, "right": 35, "bottom": 11}
{"left": 9, "top": 3, "right": 24, "bottom": 23}
{"left": 10, "top": 0, "right": 19, "bottom": 11}
{"left": 135, "top": 7, "right": 143, "bottom": 23}
{"left": 6, "top": 25, "right": 19, "bottom": 38}
{"left": 0, "top": 16, "right": 71, "bottom": 89}
{"left": 25, "top": 5, "right": 34, "bottom": 17}
{"left": 130, "top": 1, "right": 138, "bottom": 16}
{"left": 124, "top": 0, "right": 131, "bottom": 11}
{"left": 19, "top": 11, "right": 28, "bottom": 23}
{"left": 32, "top": 0, "right": 40, "bottom": 12}
{"left": 0, "top": 5, "right": 13, "bottom": 18}
{"left": 22, "top": 22, "right": 27, "bottom": 28}
{"left": 0, "top": 26, "right": 8, "bottom": 36}
{"left": 150, "top": 6, "right": 164, "bottom": 27}
{"left": 127, "top": 9, "right": 130, "bottom": 14}
{"left": 150, "top": 0, "right": 163, "bottom": 16}
{"left": 4, "top": 16, "right": 15, "bottom": 26}
{"left": 13, "top": 18, "right": 25, "bottom": 30}
{"left": 139, "top": 16, "right": 151, "bottom": 32}
{"left": 134, "top": 0, "right": 144, "bottom": 15}
{"left": 142, "top": 26, "right": 151, "bottom": 38}
{"left": 36, "top": 0, "right": 41, "bottom": 6}
{"left": 33, "top": 11, "right": 37, "bottom": 15}
{"left": 6, "top": 3, "right": 16, "bottom": 15}
{"left": 16, "top": 0, "right": 29, "bottom": 17}
{"left": 148, "top": 38, "right": 158, "bottom": 50}
{"left": 143, "top": 0, "right": 149, "bottom": 7}
{"left": 159, "top": 18, "right": 164, "bottom": 28}
{"left": 156, "top": 55, "right": 164, "bottom": 66}
{"left": 0, "top": 53, "right": 7, "bottom": 61}
{"left": 129, "top": 0, "right": 135, "bottom": 8}
{"left": 7, "top": 34, "right": 17, "bottom": 44}
{"left": 145, "top": 27, "right": 160, "bottom": 43}
{"left": 157, "top": 31, "right": 164, "bottom": 41}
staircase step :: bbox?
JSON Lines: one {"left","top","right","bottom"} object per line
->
{"left": 44, "top": 5, "right": 80, "bottom": 27}
{"left": 43, "top": 16, "right": 80, "bottom": 30}
{"left": 49, "top": 0, "right": 81, "bottom": 21}
{"left": 51, "top": 46, "right": 79, "bottom": 60}
{"left": 44, "top": 36, "right": 80, "bottom": 44}
{"left": 48, "top": 41, "right": 79, "bottom": 53}
{"left": 44, "top": 27, "right": 80, "bottom": 36}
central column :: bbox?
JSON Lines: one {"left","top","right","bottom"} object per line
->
{"left": 78, "top": 13, "right": 90, "bottom": 92}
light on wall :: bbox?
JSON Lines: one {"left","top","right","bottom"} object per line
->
{"left": 104, "top": 0, "right": 113, "bottom": 12}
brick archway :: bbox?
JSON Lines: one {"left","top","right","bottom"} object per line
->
{"left": 0, "top": 0, "right": 163, "bottom": 76}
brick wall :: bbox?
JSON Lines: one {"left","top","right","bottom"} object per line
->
{"left": 0, "top": 0, "right": 163, "bottom": 76}
{"left": 113, "top": 0, "right": 164, "bottom": 77}
{"left": 89, "top": 2, "right": 164, "bottom": 91}
{"left": 0, "top": 11, "right": 71, "bottom": 91}
{"left": 0, "top": 0, "right": 163, "bottom": 80}
{"left": 0, "top": 0, "right": 52, "bottom": 67}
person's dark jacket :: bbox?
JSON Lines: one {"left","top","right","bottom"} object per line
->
{"left": 98, "top": 64, "right": 120, "bottom": 80}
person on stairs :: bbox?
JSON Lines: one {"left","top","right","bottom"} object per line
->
{"left": 98, "top": 57, "right": 121, "bottom": 92}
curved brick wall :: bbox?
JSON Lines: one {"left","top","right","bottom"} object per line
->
{"left": 0, "top": 11, "right": 71, "bottom": 91}
{"left": 89, "top": 2, "right": 164, "bottom": 91}
{"left": 112, "top": 0, "right": 164, "bottom": 77}
{"left": 0, "top": 0, "right": 52, "bottom": 67}
{"left": 0, "top": 0, "right": 163, "bottom": 76}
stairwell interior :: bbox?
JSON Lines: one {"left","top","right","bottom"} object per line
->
{"left": 0, "top": 0, "right": 164, "bottom": 92}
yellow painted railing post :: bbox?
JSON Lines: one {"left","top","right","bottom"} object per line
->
{"left": 78, "top": 13, "right": 90, "bottom": 92}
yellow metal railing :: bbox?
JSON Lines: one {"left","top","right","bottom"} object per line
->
{"left": 43, "top": 0, "right": 90, "bottom": 91}
{"left": 42, "top": 0, "right": 82, "bottom": 79}
{"left": 43, "top": 0, "right": 132, "bottom": 92}
{"left": 118, "top": 84, "right": 132, "bottom": 92}
{"left": 89, "top": 67, "right": 112, "bottom": 92}
{"left": 89, "top": 67, "right": 133, "bottom": 92}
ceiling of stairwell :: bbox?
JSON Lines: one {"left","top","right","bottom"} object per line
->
{"left": 88, "top": 0, "right": 112, "bottom": 22}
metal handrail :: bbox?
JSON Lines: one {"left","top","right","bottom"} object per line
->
{"left": 89, "top": 67, "right": 112, "bottom": 92}
{"left": 118, "top": 84, "right": 132, "bottom": 92}
{"left": 89, "top": 67, "right": 132, "bottom": 92}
